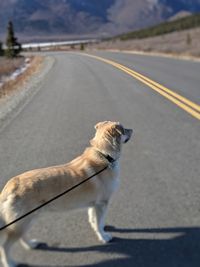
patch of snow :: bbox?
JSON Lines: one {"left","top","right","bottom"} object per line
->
{"left": 0, "top": 58, "right": 30, "bottom": 88}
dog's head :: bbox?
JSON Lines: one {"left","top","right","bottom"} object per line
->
{"left": 90, "top": 121, "right": 133, "bottom": 160}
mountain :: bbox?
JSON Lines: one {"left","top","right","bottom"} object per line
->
{"left": 0, "top": 0, "right": 115, "bottom": 37}
{"left": 168, "top": 10, "right": 192, "bottom": 21}
{"left": 0, "top": 0, "right": 200, "bottom": 40}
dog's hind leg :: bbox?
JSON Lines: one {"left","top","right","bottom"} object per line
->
{"left": 0, "top": 232, "right": 19, "bottom": 267}
{"left": 0, "top": 213, "right": 18, "bottom": 267}
{"left": 88, "top": 201, "right": 112, "bottom": 243}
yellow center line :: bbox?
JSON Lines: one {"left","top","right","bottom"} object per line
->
{"left": 82, "top": 53, "right": 200, "bottom": 121}
{"left": 117, "top": 63, "right": 200, "bottom": 113}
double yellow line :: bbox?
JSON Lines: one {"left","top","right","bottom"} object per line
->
{"left": 83, "top": 53, "right": 200, "bottom": 120}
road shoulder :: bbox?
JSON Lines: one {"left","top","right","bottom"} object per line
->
{"left": 0, "top": 55, "right": 55, "bottom": 132}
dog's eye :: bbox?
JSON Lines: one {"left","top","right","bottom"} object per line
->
{"left": 115, "top": 124, "right": 125, "bottom": 135}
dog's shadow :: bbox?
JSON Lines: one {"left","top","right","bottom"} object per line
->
{"left": 19, "top": 226, "right": 200, "bottom": 267}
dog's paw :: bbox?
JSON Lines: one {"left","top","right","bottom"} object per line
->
{"left": 29, "top": 239, "right": 42, "bottom": 249}
{"left": 99, "top": 232, "right": 113, "bottom": 244}
{"left": 21, "top": 238, "right": 45, "bottom": 250}
{"left": 28, "top": 239, "right": 48, "bottom": 250}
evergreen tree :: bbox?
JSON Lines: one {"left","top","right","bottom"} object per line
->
{"left": 5, "top": 21, "right": 21, "bottom": 58}
{"left": 0, "top": 41, "right": 3, "bottom": 56}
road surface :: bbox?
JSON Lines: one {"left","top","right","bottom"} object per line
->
{"left": 0, "top": 51, "right": 199, "bottom": 267}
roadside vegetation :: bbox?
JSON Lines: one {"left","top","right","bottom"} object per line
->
{"left": 0, "top": 57, "right": 25, "bottom": 78}
{"left": 88, "top": 13, "right": 200, "bottom": 58}
{"left": 0, "top": 21, "right": 43, "bottom": 99}
{"left": 0, "top": 21, "right": 22, "bottom": 58}
{"left": 117, "top": 13, "right": 200, "bottom": 41}
{"left": 0, "top": 21, "right": 24, "bottom": 80}
{"left": 0, "top": 41, "right": 3, "bottom": 57}
{"left": 0, "top": 56, "right": 43, "bottom": 99}
{"left": 5, "top": 21, "right": 22, "bottom": 58}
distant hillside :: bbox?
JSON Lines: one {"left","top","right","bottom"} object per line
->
{"left": 118, "top": 13, "right": 200, "bottom": 40}
{"left": 88, "top": 14, "right": 200, "bottom": 58}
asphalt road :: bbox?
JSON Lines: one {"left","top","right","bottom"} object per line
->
{"left": 0, "top": 51, "right": 200, "bottom": 267}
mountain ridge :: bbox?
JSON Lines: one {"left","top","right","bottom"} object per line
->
{"left": 0, "top": 0, "right": 200, "bottom": 40}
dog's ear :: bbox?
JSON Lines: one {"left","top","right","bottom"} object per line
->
{"left": 94, "top": 121, "right": 109, "bottom": 130}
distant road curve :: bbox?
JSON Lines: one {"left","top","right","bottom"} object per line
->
{"left": 81, "top": 52, "right": 200, "bottom": 120}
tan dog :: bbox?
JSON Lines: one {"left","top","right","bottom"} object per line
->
{"left": 0, "top": 121, "right": 133, "bottom": 267}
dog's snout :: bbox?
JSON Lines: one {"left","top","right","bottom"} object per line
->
{"left": 124, "top": 129, "right": 133, "bottom": 143}
{"left": 128, "top": 129, "right": 133, "bottom": 136}
{"left": 127, "top": 129, "right": 133, "bottom": 137}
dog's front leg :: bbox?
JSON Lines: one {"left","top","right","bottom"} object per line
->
{"left": 88, "top": 201, "right": 112, "bottom": 243}
{"left": 20, "top": 236, "right": 41, "bottom": 250}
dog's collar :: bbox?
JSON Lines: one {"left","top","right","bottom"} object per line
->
{"left": 104, "top": 154, "right": 116, "bottom": 164}
{"left": 96, "top": 150, "right": 116, "bottom": 165}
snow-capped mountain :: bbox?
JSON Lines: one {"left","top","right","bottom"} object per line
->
{"left": 0, "top": 0, "right": 200, "bottom": 39}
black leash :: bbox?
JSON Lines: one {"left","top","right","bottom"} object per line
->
{"left": 0, "top": 165, "right": 108, "bottom": 231}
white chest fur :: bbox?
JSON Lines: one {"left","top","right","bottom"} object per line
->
{"left": 100, "top": 160, "right": 120, "bottom": 200}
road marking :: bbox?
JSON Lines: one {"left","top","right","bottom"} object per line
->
{"left": 82, "top": 53, "right": 200, "bottom": 120}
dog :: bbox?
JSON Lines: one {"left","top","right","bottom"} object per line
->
{"left": 0, "top": 121, "right": 133, "bottom": 267}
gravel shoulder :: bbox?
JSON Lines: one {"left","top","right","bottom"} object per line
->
{"left": 0, "top": 56, "right": 55, "bottom": 132}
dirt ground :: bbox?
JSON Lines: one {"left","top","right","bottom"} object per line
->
{"left": 0, "top": 57, "right": 25, "bottom": 78}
